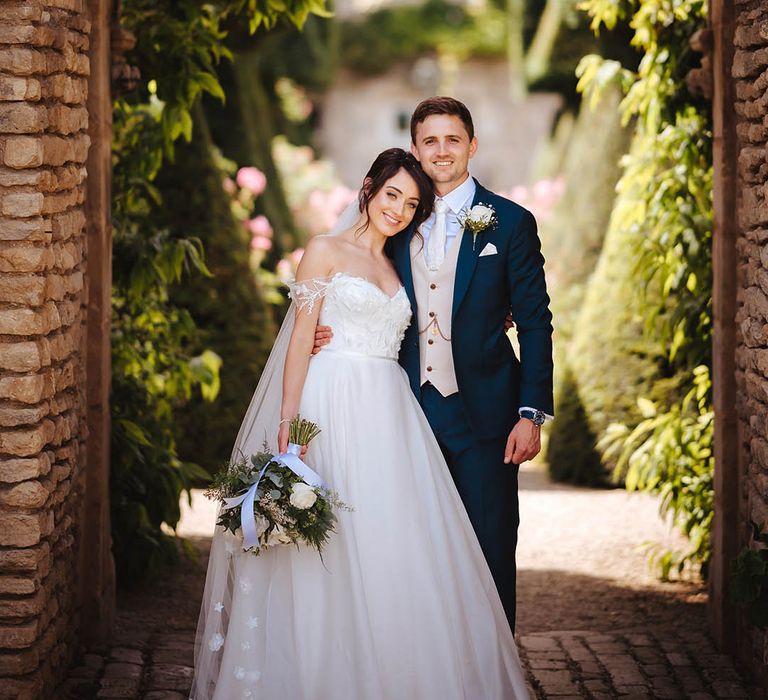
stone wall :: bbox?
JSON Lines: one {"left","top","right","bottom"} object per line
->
{"left": 732, "top": 0, "right": 768, "bottom": 688}
{"left": 0, "top": 1, "right": 91, "bottom": 697}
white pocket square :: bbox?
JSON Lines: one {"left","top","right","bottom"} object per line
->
{"left": 479, "top": 242, "right": 497, "bottom": 257}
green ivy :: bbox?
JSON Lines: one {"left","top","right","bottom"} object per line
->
{"left": 111, "top": 0, "right": 328, "bottom": 584}
{"left": 729, "top": 523, "right": 768, "bottom": 628}
{"left": 576, "top": 0, "right": 712, "bottom": 576}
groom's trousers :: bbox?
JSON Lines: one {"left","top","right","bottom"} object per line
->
{"left": 419, "top": 382, "right": 520, "bottom": 632}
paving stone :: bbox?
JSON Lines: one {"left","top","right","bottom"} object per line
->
{"left": 667, "top": 651, "right": 693, "bottom": 666}
{"left": 103, "top": 662, "right": 143, "bottom": 680}
{"left": 96, "top": 676, "right": 142, "bottom": 699}
{"left": 521, "top": 635, "right": 560, "bottom": 651}
{"left": 712, "top": 680, "right": 750, "bottom": 698}
{"left": 110, "top": 647, "right": 144, "bottom": 665}
{"left": 146, "top": 663, "right": 194, "bottom": 692}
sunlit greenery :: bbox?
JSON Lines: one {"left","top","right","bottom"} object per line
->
{"left": 111, "top": 0, "right": 327, "bottom": 584}
{"left": 572, "top": 0, "right": 712, "bottom": 577}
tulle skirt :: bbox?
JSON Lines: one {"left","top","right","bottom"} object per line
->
{"left": 191, "top": 349, "right": 529, "bottom": 699}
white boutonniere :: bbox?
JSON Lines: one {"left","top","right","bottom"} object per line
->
{"left": 458, "top": 203, "right": 497, "bottom": 250}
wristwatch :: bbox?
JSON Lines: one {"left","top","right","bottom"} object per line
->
{"left": 519, "top": 408, "right": 546, "bottom": 426}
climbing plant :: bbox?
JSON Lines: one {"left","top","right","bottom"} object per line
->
{"left": 573, "top": 0, "right": 713, "bottom": 577}
{"left": 111, "top": 0, "right": 328, "bottom": 584}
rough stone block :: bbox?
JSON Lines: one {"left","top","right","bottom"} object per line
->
{"left": 0, "top": 341, "right": 48, "bottom": 373}
{"left": 51, "top": 208, "right": 85, "bottom": 241}
{"left": 0, "top": 244, "right": 54, "bottom": 272}
{"left": 0, "top": 420, "right": 55, "bottom": 456}
{"left": 0, "top": 402, "right": 49, "bottom": 427}
{"left": 2, "top": 135, "right": 43, "bottom": 168}
{"left": 0, "top": 456, "right": 50, "bottom": 484}
{"left": 0, "top": 76, "right": 41, "bottom": 103}
{"left": 0, "top": 646, "right": 38, "bottom": 675}
{"left": 0, "top": 216, "right": 46, "bottom": 241}
{"left": 0, "top": 305, "right": 57, "bottom": 335}
{"left": 0, "top": 102, "right": 48, "bottom": 134}
{"left": 0, "top": 25, "right": 37, "bottom": 46}
{"left": 46, "top": 104, "right": 87, "bottom": 135}
{"left": 0, "top": 273, "right": 46, "bottom": 304}
{"left": 0, "top": 167, "right": 39, "bottom": 187}
{"left": 0, "top": 513, "right": 44, "bottom": 547}
{"left": 0, "top": 48, "right": 43, "bottom": 76}
{"left": 42, "top": 186, "right": 79, "bottom": 215}
{"left": 0, "top": 371, "right": 54, "bottom": 404}
{"left": 1, "top": 190, "right": 44, "bottom": 217}
{"left": 42, "top": 74, "right": 88, "bottom": 105}
{"left": 0, "top": 586, "right": 46, "bottom": 618}
{"left": 0, "top": 480, "right": 48, "bottom": 508}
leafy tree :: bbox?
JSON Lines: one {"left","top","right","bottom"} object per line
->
{"left": 111, "top": 0, "right": 328, "bottom": 584}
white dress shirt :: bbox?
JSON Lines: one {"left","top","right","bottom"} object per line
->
{"left": 419, "top": 175, "right": 476, "bottom": 262}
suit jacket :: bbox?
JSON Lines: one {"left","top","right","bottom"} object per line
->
{"left": 388, "top": 179, "right": 554, "bottom": 440}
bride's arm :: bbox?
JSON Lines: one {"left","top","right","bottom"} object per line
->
{"left": 279, "top": 237, "right": 336, "bottom": 452}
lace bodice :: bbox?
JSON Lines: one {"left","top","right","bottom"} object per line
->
{"left": 290, "top": 272, "right": 412, "bottom": 359}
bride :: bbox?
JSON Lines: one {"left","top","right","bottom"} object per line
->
{"left": 190, "top": 148, "right": 529, "bottom": 699}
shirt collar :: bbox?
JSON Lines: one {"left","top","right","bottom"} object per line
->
{"left": 438, "top": 175, "right": 476, "bottom": 215}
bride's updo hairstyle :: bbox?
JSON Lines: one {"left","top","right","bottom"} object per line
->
{"left": 356, "top": 148, "right": 434, "bottom": 235}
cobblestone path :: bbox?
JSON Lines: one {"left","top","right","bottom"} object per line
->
{"left": 58, "top": 466, "right": 759, "bottom": 699}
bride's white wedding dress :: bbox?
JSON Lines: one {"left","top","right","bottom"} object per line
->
{"left": 190, "top": 272, "right": 529, "bottom": 699}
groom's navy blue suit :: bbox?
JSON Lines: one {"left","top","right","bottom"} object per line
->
{"left": 388, "top": 179, "right": 554, "bottom": 630}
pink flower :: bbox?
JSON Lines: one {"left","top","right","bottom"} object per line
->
{"left": 222, "top": 177, "right": 236, "bottom": 195}
{"left": 290, "top": 248, "right": 305, "bottom": 265}
{"left": 250, "top": 235, "right": 272, "bottom": 251}
{"left": 236, "top": 167, "right": 267, "bottom": 196}
{"left": 509, "top": 185, "right": 528, "bottom": 204}
{"left": 247, "top": 215, "right": 273, "bottom": 238}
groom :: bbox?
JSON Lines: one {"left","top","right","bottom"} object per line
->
{"left": 318, "top": 97, "right": 553, "bottom": 630}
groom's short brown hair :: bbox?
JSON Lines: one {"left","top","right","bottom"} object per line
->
{"left": 410, "top": 96, "right": 475, "bottom": 142}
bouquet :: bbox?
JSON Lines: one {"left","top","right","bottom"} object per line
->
{"left": 206, "top": 416, "right": 350, "bottom": 556}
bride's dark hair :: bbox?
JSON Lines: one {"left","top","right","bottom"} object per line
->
{"left": 356, "top": 148, "right": 433, "bottom": 236}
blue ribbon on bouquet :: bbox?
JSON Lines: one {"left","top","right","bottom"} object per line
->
{"left": 221, "top": 443, "right": 326, "bottom": 550}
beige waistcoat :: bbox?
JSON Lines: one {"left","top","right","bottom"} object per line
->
{"left": 410, "top": 230, "right": 464, "bottom": 397}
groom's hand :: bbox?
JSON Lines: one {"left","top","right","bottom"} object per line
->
{"left": 312, "top": 325, "right": 333, "bottom": 355}
{"left": 504, "top": 419, "right": 541, "bottom": 465}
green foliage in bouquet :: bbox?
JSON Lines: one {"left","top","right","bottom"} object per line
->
{"left": 207, "top": 417, "right": 349, "bottom": 556}
{"left": 111, "top": 0, "right": 329, "bottom": 585}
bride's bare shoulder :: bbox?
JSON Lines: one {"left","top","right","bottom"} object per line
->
{"left": 297, "top": 234, "right": 341, "bottom": 277}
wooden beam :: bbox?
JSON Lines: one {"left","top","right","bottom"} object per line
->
{"left": 80, "top": 0, "right": 115, "bottom": 644}
{"left": 708, "top": 0, "right": 739, "bottom": 653}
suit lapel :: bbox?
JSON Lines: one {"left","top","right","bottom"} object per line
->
{"left": 452, "top": 179, "right": 488, "bottom": 319}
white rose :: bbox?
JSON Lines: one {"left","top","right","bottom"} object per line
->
{"left": 470, "top": 204, "right": 493, "bottom": 225}
{"left": 265, "top": 523, "right": 293, "bottom": 547}
{"left": 289, "top": 482, "right": 318, "bottom": 510}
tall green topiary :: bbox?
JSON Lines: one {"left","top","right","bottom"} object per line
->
{"left": 542, "top": 84, "right": 634, "bottom": 485}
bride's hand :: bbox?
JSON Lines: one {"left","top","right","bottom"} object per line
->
{"left": 278, "top": 422, "right": 309, "bottom": 457}
{"left": 278, "top": 422, "right": 290, "bottom": 454}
